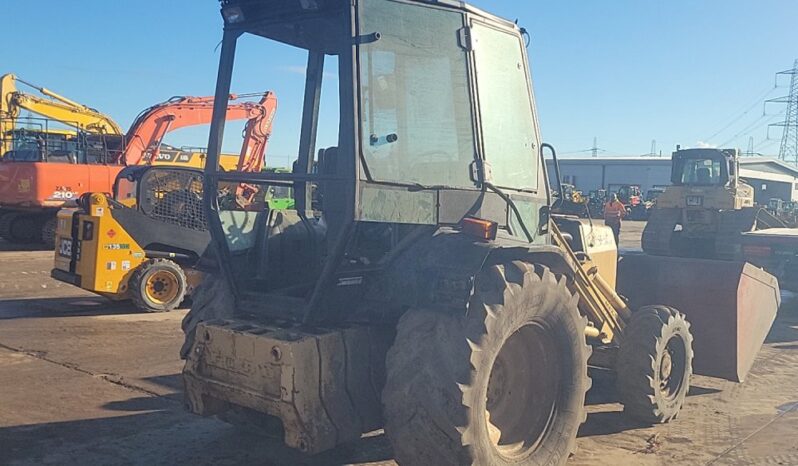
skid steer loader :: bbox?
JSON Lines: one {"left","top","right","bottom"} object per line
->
{"left": 51, "top": 92, "right": 278, "bottom": 312}
{"left": 180, "top": 1, "right": 780, "bottom": 463}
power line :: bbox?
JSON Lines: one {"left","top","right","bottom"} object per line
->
{"left": 717, "top": 110, "right": 784, "bottom": 148}
{"left": 704, "top": 85, "right": 778, "bottom": 142}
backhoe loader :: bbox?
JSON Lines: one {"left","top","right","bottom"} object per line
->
{"left": 51, "top": 93, "right": 277, "bottom": 312}
{"left": 180, "top": 1, "right": 780, "bottom": 464}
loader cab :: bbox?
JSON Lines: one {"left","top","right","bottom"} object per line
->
{"left": 204, "top": 0, "right": 549, "bottom": 314}
{"left": 110, "top": 165, "right": 206, "bottom": 231}
{"left": 671, "top": 148, "right": 737, "bottom": 187}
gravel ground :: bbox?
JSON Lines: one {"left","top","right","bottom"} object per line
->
{"left": 0, "top": 221, "right": 796, "bottom": 465}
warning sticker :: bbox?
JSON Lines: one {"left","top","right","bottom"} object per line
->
{"left": 106, "top": 261, "right": 117, "bottom": 271}
{"left": 121, "top": 261, "right": 131, "bottom": 271}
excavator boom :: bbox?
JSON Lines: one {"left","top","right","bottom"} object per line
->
{"left": 0, "top": 73, "right": 123, "bottom": 136}
{"left": 237, "top": 92, "right": 277, "bottom": 173}
{"left": 122, "top": 93, "right": 277, "bottom": 167}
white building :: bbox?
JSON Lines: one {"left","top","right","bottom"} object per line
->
{"left": 545, "top": 157, "right": 798, "bottom": 203}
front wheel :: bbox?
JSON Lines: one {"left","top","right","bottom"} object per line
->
{"left": 383, "top": 262, "right": 591, "bottom": 466}
{"left": 129, "top": 259, "right": 187, "bottom": 312}
{"left": 616, "top": 305, "right": 693, "bottom": 423}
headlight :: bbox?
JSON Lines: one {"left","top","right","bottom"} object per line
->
{"left": 222, "top": 6, "right": 245, "bottom": 24}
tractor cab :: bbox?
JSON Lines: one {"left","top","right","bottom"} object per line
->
{"left": 201, "top": 0, "right": 549, "bottom": 312}
{"left": 670, "top": 148, "right": 737, "bottom": 187}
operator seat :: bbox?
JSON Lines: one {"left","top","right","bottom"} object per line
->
{"left": 696, "top": 167, "right": 711, "bottom": 184}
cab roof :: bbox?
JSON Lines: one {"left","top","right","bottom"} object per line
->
{"left": 220, "top": 0, "right": 519, "bottom": 50}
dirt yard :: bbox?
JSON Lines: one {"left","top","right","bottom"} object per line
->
{"left": 1, "top": 220, "right": 796, "bottom": 465}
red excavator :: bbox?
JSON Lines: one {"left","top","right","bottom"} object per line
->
{"left": 0, "top": 93, "right": 277, "bottom": 246}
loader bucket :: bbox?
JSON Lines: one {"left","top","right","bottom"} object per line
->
{"left": 617, "top": 254, "right": 780, "bottom": 382}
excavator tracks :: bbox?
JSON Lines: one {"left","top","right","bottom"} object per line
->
{"left": 641, "top": 207, "right": 680, "bottom": 256}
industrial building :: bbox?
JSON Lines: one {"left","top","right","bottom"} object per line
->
{"left": 546, "top": 156, "right": 798, "bottom": 203}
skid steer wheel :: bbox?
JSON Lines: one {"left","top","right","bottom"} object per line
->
{"left": 616, "top": 305, "right": 693, "bottom": 423}
{"left": 129, "top": 259, "right": 187, "bottom": 312}
{"left": 383, "top": 262, "right": 591, "bottom": 466}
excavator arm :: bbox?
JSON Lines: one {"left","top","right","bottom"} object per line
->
{"left": 237, "top": 92, "right": 277, "bottom": 173}
{"left": 122, "top": 93, "right": 277, "bottom": 167}
{"left": 0, "top": 74, "right": 123, "bottom": 136}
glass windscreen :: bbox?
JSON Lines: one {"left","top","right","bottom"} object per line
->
{"left": 359, "top": 0, "right": 475, "bottom": 188}
{"left": 472, "top": 21, "right": 539, "bottom": 191}
{"left": 677, "top": 158, "right": 723, "bottom": 185}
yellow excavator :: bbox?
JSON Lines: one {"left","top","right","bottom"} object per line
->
{"left": 0, "top": 73, "right": 122, "bottom": 158}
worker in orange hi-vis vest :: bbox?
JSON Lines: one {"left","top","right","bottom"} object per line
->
{"left": 603, "top": 193, "right": 627, "bottom": 245}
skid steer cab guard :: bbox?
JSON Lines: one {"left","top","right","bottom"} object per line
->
{"left": 51, "top": 165, "right": 209, "bottom": 311}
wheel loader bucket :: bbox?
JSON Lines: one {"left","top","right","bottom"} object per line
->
{"left": 617, "top": 254, "right": 780, "bottom": 382}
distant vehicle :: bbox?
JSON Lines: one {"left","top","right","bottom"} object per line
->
{"left": 554, "top": 183, "right": 587, "bottom": 216}
{"left": 586, "top": 189, "right": 607, "bottom": 218}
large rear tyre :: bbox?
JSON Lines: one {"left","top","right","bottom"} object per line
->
{"left": 180, "top": 272, "right": 235, "bottom": 359}
{"left": 616, "top": 305, "right": 693, "bottom": 424}
{"left": 129, "top": 259, "right": 187, "bottom": 312}
{"left": 383, "top": 262, "right": 591, "bottom": 466}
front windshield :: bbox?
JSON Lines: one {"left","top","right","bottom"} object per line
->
{"left": 678, "top": 158, "right": 723, "bottom": 185}
{"left": 472, "top": 21, "right": 539, "bottom": 191}
{"left": 359, "top": 0, "right": 475, "bottom": 188}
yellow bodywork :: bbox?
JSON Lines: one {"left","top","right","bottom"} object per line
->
{"left": 52, "top": 193, "right": 201, "bottom": 300}
{"left": 655, "top": 182, "right": 755, "bottom": 211}
{"left": 151, "top": 148, "right": 243, "bottom": 171}
{"left": 1, "top": 74, "right": 123, "bottom": 158}
{"left": 53, "top": 194, "right": 146, "bottom": 298}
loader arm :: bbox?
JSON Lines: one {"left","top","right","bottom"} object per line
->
{"left": 550, "top": 220, "right": 630, "bottom": 344}
{"left": 122, "top": 94, "right": 275, "bottom": 166}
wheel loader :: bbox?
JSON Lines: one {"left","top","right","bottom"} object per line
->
{"left": 180, "top": 1, "right": 780, "bottom": 464}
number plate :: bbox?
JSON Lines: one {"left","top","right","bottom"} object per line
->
{"left": 59, "top": 238, "right": 73, "bottom": 258}
{"left": 686, "top": 195, "right": 703, "bottom": 207}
